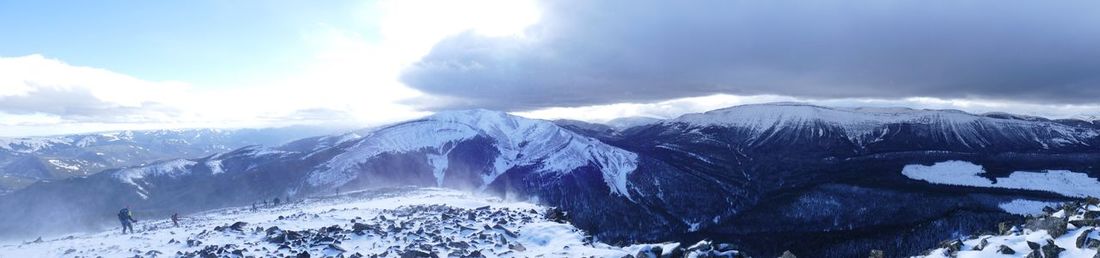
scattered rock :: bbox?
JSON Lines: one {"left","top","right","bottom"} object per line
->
{"left": 1025, "top": 217, "right": 1069, "bottom": 237}
{"left": 997, "top": 245, "right": 1015, "bottom": 255}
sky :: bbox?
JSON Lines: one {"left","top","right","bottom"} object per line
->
{"left": 1, "top": 0, "right": 1099, "bottom": 137}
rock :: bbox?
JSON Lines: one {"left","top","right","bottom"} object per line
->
{"left": 229, "top": 221, "right": 248, "bottom": 231}
{"left": 1025, "top": 251, "right": 1043, "bottom": 258}
{"left": 1078, "top": 229, "right": 1095, "bottom": 248}
{"left": 1041, "top": 240, "right": 1065, "bottom": 258}
{"left": 1070, "top": 219, "right": 1100, "bottom": 228}
{"left": 973, "top": 238, "right": 989, "bottom": 251}
{"left": 296, "top": 251, "right": 311, "bottom": 258}
{"left": 1025, "top": 217, "right": 1069, "bottom": 237}
{"left": 465, "top": 250, "right": 485, "bottom": 258}
{"left": 510, "top": 243, "right": 527, "bottom": 252}
{"left": 997, "top": 245, "right": 1015, "bottom": 255}
{"left": 941, "top": 239, "right": 963, "bottom": 253}
{"left": 663, "top": 247, "right": 685, "bottom": 258}
{"left": 998, "top": 222, "right": 1013, "bottom": 235}
{"left": 868, "top": 249, "right": 884, "bottom": 258}
{"left": 326, "top": 244, "right": 347, "bottom": 253}
{"left": 545, "top": 207, "right": 568, "bottom": 223}
{"left": 64, "top": 249, "right": 76, "bottom": 254}
{"left": 1027, "top": 241, "right": 1041, "bottom": 250}
{"left": 1087, "top": 238, "right": 1100, "bottom": 249}
{"left": 779, "top": 250, "right": 797, "bottom": 258}
{"left": 399, "top": 250, "right": 435, "bottom": 258}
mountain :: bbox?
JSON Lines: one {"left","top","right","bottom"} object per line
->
{"left": 0, "top": 127, "right": 340, "bottom": 194}
{"left": 2, "top": 103, "right": 1099, "bottom": 257}
{"left": 606, "top": 116, "right": 663, "bottom": 130}
{"left": 0, "top": 188, "right": 746, "bottom": 258}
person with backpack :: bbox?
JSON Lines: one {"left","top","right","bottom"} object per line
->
{"left": 118, "top": 206, "right": 137, "bottom": 234}
{"left": 171, "top": 213, "right": 180, "bottom": 227}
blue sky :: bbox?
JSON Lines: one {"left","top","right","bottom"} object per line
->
{"left": 1, "top": 0, "right": 1099, "bottom": 137}
{"left": 0, "top": 0, "right": 375, "bottom": 86}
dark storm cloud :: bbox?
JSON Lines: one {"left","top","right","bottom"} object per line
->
{"left": 401, "top": 0, "right": 1100, "bottom": 111}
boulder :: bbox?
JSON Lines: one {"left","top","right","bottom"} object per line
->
{"left": 1041, "top": 240, "right": 1065, "bottom": 258}
{"left": 1027, "top": 241, "right": 1041, "bottom": 250}
{"left": 779, "top": 250, "right": 797, "bottom": 258}
{"left": 1078, "top": 229, "right": 1095, "bottom": 248}
{"left": 997, "top": 245, "right": 1015, "bottom": 255}
{"left": 229, "top": 221, "right": 248, "bottom": 231}
{"left": 1026, "top": 217, "right": 1068, "bottom": 237}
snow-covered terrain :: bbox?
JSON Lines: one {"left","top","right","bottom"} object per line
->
{"left": 999, "top": 199, "right": 1062, "bottom": 216}
{"left": 902, "top": 161, "right": 1100, "bottom": 198}
{"left": 668, "top": 102, "right": 1098, "bottom": 147}
{"left": 0, "top": 127, "right": 334, "bottom": 194}
{"left": 310, "top": 109, "right": 639, "bottom": 199}
{"left": 0, "top": 187, "right": 736, "bottom": 258}
{"left": 918, "top": 199, "right": 1100, "bottom": 258}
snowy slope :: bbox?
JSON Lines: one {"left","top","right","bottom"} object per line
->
{"left": 0, "top": 188, "right": 733, "bottom": 258}
{"left": 309, "top": 110, "right": 639, "bottom": 199}
{"left": 917, "top": 199, "right": 1100, "bottom": 258}
{"left": 902, "top": 161, "right": 1100, "bottom": 198}
{"left": 0, "top": 127, "right": 334, "bottom": 194}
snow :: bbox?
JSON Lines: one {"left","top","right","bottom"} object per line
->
{"left": 113, "top": 159, "right": 197, "bottom": 187}
{"left": 902, "top": 161, "right": 1100, "bottom": 198}
{"left": 606, "top": 116, "right": 663, "bottom": 130}
{"left": 0, "top": 137, "right": 72, "bottom": 153}
{"left": 0, "top": 188, "right": 676, "bottom": 258}
{"left": 998, "top": 199, "right": 1060, "bottom": 216}
{"left": 205, "top": 160, "right": 225, "bottom": 175}
{"left": 310, "top": 110, "right": 639, "bottom": 199}
{"left": 668, "top": 102, "right": 1097, "bottom": 147}
{"left": 918, "top": 222, "right": 1098, "bottom": 258}
{"left": 46, "top": 159, "right": 80, "bottom": 171}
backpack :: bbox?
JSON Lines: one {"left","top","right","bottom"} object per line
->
{"left": 118, "top": 209, "right": 130, "bottom": 221}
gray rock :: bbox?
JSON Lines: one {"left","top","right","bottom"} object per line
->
{"left": 1026, "top": 217, "right": 1069, "bottom": 237}
{"left": 997, "top": 245, "right": 1015, "bottom": 255}
{"left": 1078, "top": 229, "right": 1095, "bottom": 248}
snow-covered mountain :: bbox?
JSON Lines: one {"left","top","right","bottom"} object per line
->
{"left": 3, "top": 103, "right": 1100, "bottom": 257}
{"left": 664, "top": 102, "right": 1098, "bottom": 151}
{"left": 0, "top": 127, "right": 337, "bottom": 194}
{"left": 0, "top": 187, "right": 745, "bottom": 258}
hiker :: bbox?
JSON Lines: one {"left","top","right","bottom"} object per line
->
{"left": 252, "top": 202, "right": 258, "bottom": 211}
{"left": 171, "top": 213, "right": 180, "bottom": 227}
{"left": 263, "top": 200, "right": 269, "bottom": 207}
{"left": 118, "top": 206, "right": 137, "bottom": 234}
{"left": 273, "top": 197, "right": 281, "bottom": 206}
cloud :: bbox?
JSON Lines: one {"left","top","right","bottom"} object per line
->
{"left": 402, "top": 0, "right": 1100, "bottom": 111}
{"left": 0, "top": 54, "right": 186, "bottom": 122}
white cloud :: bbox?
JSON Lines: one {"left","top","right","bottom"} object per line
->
{"left": 0, "top": 0, "right": 544, "bottom": 137}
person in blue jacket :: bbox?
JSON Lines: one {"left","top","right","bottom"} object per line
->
{"left": 118, "top": 206, "right": 138, "bottom": 234}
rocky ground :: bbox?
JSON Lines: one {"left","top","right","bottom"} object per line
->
{"left": 0, "top": 187, "right": 748, "bottom": 258}
{"left": 918, "top": 198, "right": 1100, "bottom": 258}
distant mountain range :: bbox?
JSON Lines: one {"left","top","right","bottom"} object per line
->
{"left": 2, "top": 103, "right": 1099, "bottom": 257}
{"left": 0, "top": 127, "right": 342, "bottom": 194}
